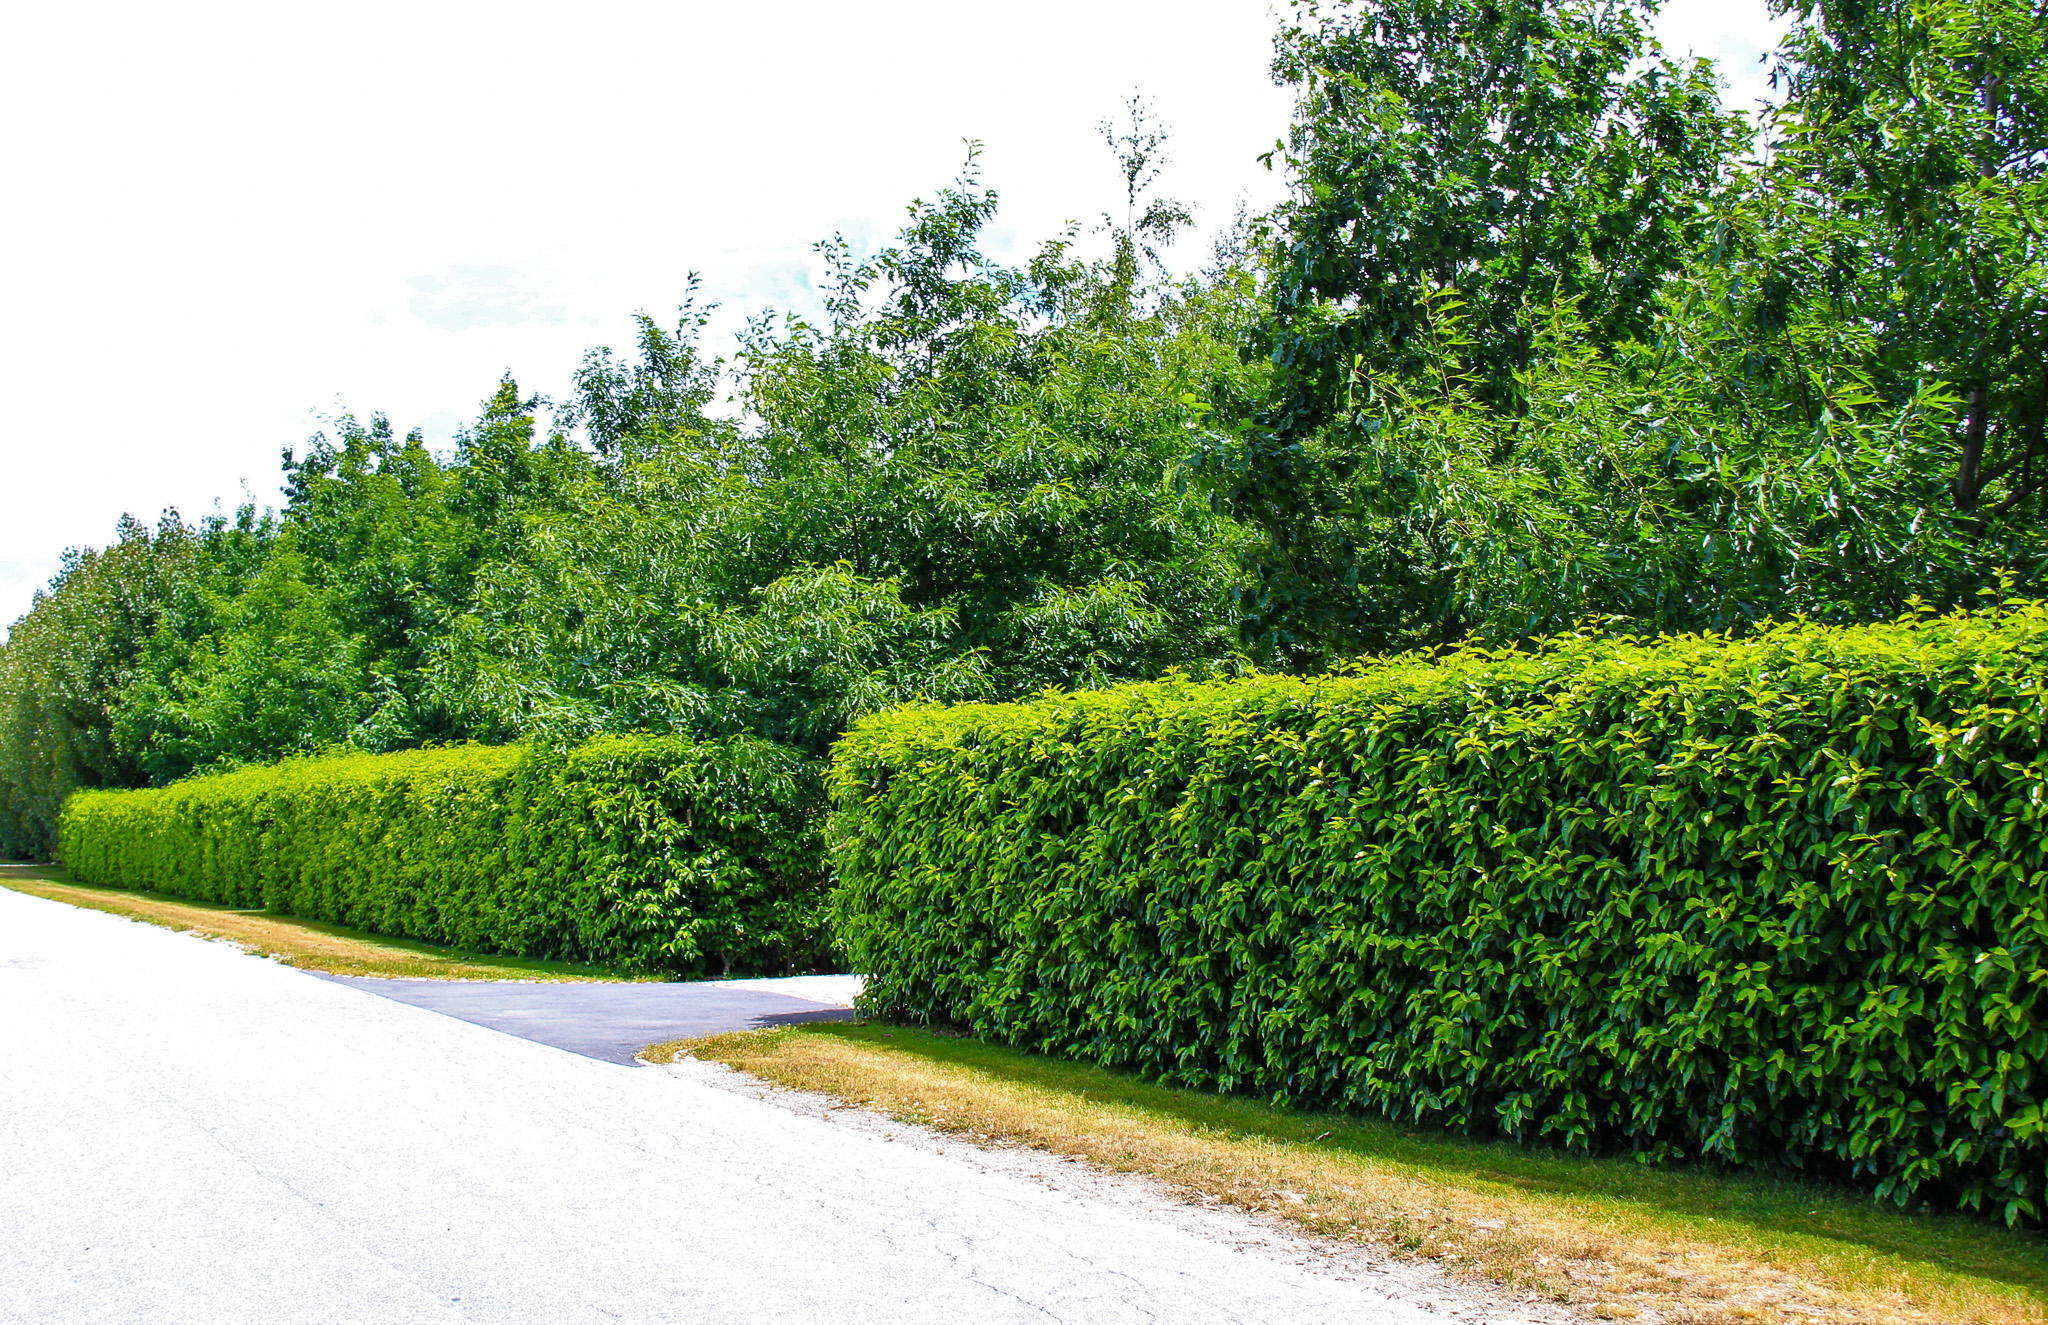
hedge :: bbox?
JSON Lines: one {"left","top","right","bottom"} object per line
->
{"left": 830, "top": 603, "right": 2048, "bottom": 1220}
{"left": 59, "top": 734, "right": 831, "bottom": 975}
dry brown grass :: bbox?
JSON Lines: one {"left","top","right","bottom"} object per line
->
{"left": 0, "top": 863, "right": 636, "bottom": 981}
{"left": 654, "top": 1022, "right": 2048, "bottom": 1325}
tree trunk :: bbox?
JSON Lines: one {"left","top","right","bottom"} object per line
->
{"left": 1959, "top": 385, "right": 1989, "bottom": 511}
{"left": 1957, "top": 58, "right": 2002, "bottom": 515}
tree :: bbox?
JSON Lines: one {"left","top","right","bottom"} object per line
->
{"left": 557, "top": 281, "right": 730, "bottom": 462}
{"left": 265, "top": 377, "right": 588, "bottom": 752}
{"left": 1311, "top": 286, "right": 1968, "bottom": 640}
{"left": 736, "top": 158, "right": 1263, "bottom": 704}
{"left": 1762, "top": 0, "right": 2048, "bottom": 528}
{"left": 1219, "top": 0, "right": 1746, "bottom": 660}
{"left": 426, "top": 160, "right": 1268, "bottom": 752}
{"left": 1099, "top": 93, "right": 1197, "bottom": 298}
{"left": 117, "top": 543, "right": 370, "bottom": 775}
{"left": 0, "top": 511, "right": 267, "bottom": 855}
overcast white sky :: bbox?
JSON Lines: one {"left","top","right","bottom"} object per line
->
{"left": 0, "top": 0, "right": 1787, "bottom": 632}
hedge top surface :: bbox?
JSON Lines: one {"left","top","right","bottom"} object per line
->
{"left": 836, "top": 600, "right": 2048, "bottom": 757}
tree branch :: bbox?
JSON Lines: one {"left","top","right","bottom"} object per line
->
{"left": 1980, "top": 447, "right": 2030, "bottom": 489}
{"left": 1984, "top": 474, "right": 2043, "bottom": 524}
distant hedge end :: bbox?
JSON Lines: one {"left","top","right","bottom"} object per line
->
{"left": 59, "top": 735, "right": 831, "bottom": 977}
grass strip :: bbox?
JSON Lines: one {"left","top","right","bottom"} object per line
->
{"left": 656, "top": 1022, "right": 2048, "bottom": 1325}
{"left": 0, "top": 864, "right": 643, "bottom": 981}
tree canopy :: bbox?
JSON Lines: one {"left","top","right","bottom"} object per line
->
{"left": 1203, "top": 0, "right": 2047, "bottom": 663}
{"left": 6, "top": 0, "right": 2043, "bottom": 858}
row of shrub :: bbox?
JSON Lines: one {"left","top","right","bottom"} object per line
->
{"left": 59, "top": 734, "right": 831, "bottom": 975}
{"left": 829, "top": 603, "right": 2048, "bottom": 1221}
{"left": 50, "top": 603, "right": 2048, "bottom": 1217}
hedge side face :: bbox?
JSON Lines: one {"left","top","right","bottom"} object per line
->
{"left": 58, "top": 735, "right": 831, "bottom": 976}
{"left": 830, "top": 606, "right": 2048, "bottom": 1221}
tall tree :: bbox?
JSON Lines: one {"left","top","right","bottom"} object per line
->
{"left": 1221, "top": 0, "right": 1745, "bottom": 660}
{"left": 1763, "top": 0, "right": 2048, "bottom": 528}
{"left": 427, "top": 162, "right": 1268, "bottom": 750}
{"left": 0, "top": 511, "right": 271, "bottom": 856}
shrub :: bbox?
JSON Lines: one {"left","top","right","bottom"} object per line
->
{"left": 59, "top": 735, "right": 831, "bottom": 975}
{"left": 831, "top": 603, "right": 2048, "bottom": 1220}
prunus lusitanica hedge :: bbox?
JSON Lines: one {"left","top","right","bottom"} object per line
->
{"left": 831, "top": 603, "right": 2048, "bottom": 1221}
{"left": 59, "top": 736, "right": 830, "bottom": 975}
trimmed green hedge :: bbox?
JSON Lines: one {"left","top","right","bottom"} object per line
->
{"left": 59, "top": 735, "right": 831, "bottom": 975}
{"left": 831, "top": 604, "right": 2048, "bottom": 1220}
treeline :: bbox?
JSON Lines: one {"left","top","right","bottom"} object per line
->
{"left": 4, "top": 0, "right": 2044, "bottom": 858}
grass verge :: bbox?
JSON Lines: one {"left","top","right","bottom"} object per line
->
{"left": 653, "top": 1022, "right": 2048, "bottom": 1325}
{"left": 0, "top": 863, "right": 641, "bottom": 981}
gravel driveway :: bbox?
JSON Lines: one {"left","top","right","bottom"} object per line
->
{"left": 0, "top": 886, "right": 1546, "bottom": 1325}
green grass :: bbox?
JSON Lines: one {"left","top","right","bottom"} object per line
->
{"left": 855, "top": 1025, "right": 2042, "bottom": 1287}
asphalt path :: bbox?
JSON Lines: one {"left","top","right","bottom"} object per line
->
{"left": 0, "top": 886, "right": 1535, "bottom": 1325}
{"left": 319, "top": 974, "right": 858, "bottom": 1064}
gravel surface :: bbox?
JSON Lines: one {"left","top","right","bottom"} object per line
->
{"left": 0, "top": 886, "right": 1566, "bottom": 1325}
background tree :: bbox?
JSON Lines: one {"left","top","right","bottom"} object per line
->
{"left": 1759, "top": 0, "right": 2048, "bottom": 527}
{"left": 1216, "top": 0, "right": 2046, "bottom": 662}
{"left": 1216, "top": 0, "right": 1749, "bottom": 660}
{"left": 0, "top": 509, "right": 272, "bottom": 856}
{"left": 1099, "top": 94, "right": 1197, "bottom": 297}
{"left": 11, "top": 3, "right": 2042, "bottom": 854}
{"left": 428, "top": 159, "right": 1268, "bottom": 751}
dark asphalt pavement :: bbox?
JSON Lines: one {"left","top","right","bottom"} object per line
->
{"left": 319, "top": 976, "right": 854, "bottom": 1064}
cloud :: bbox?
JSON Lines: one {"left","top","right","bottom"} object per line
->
{"left": 407, "top": 264, "right": 566, "bottom": 332}
{"left": 695, "top": 258, "right": 820, "bottom": 319}
{"left": 414, "top": 409, "right": 464, "bottom": 446}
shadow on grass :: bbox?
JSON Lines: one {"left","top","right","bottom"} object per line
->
{"left": 804, "top": 1020, "right": 2048, "bottom": 1298}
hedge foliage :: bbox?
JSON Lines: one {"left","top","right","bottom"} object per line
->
{"left": 831, "top": 603, "right": 2048, "bottom": 1220}
{"left": 59, "top": 735, "right": 831, "bottom": 975}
